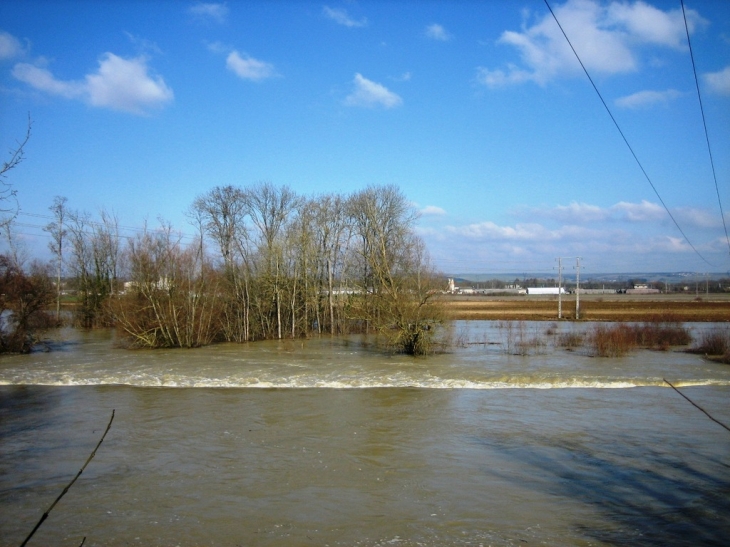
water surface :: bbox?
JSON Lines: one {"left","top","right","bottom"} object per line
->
{"left": 1, "top": 322, "right": 728, "bottom": 546}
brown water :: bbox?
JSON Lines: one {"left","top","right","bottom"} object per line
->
{"left": 1, "top": 322, "right": 729, "bottom": 546}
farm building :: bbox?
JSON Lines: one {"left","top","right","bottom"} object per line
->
{"left": 526, "top": 287, "right": 565, "bottom": 295}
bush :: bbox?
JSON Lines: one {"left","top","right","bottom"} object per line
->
{"left": 0, "top": 257, "right": 54, "bottom": 353}
{"left": 588, "top": 320, "right": 692, "bottom": 357}
{"left": 558, "top": 331, "right": 584, "bottom": 348}
{"left": 588, "top": 324, "right": 635, "bottom": 357}
{"left": 688, "top": 328, "right": 730, "bottom": 357}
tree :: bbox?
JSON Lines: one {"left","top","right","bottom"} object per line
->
{"left": 0, "top": 116, "right": 31, "bottom": 228}
{"left": 44, "top": 196, "right": 68, "bottom": 323}
{"left": 347, "top": 185, "right": 443, "bottom": 354}
{"left": 66, "top": 209, "right": 120, "bottom": 327}
{"left": 110, "top": 221, "right": 221, "bottom": 348}
{"left": 0, "top": 255, "right": 54, "bottom": 353}
{"left": 190, "top": 185, "right": 251, "bottom": 342}
{"left": 311, "top": 193, "right": 352, "bottom": 335}
{"left": 246, "top": 182, "right": 301, "bottom": 339}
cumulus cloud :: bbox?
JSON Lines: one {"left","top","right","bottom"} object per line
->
{"left": 345, "top": 73, "right": 402, "bottom": 108}
{"left": 226, "top": 50, "right": 277, "bottom": 81}
{"left": 448, "top": 221, "right": 554, "bottom": 241}
{"left": 425, "top": 198, "right": 726, "bottom": 271}
{"left": 703, "top": 66, "right": 730, "bottom": 95}
{"left": 323, "top": 6, "right": 367, "bottom": 28}
{"left": 189, "top": 2, "right": 229, "bottom": 24}
{"left": 425, "top": 24, "right": 451, "bottom": 41}
{"left": 477, "top": 0, "right": 707, "bottom": 88}
{"left": 612, "top": 200, "right": 666, "bottom": 222}
{"left": 421, "top": 205, "right": 446, "bottom": 216}
{"left": 12, "top": 53, "right": 173, "bottom": 114}
{"left": 520, "top": 200, "right": 722, "bottom": 230}
{"left": 0, "top": 31, "right": 25, "bottom": 60}
{"left": 523, "top": 201, "right": 610, "bottom": 223}
{"left": 12, "top": 63, "right": 84, "bottom": 98}
{"left": 615, "top": 89, "right": 683, "bottom": 109}
{"left": 86, "top": 54, "right": 174, "bottom": 113}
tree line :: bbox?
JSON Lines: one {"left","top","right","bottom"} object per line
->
{"left": 4, "top": 182, "right": 444, "bottom": 355}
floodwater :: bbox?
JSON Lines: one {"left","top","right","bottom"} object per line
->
{"left": 1, "top": 321, "right": 728, "bottom": 546}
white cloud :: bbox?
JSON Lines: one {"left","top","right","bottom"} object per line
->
{"left": 0, "top": 31, "right": 25, "bottom": 60}
{"left": 189, "top": 2, "right": 229, "bottom": 24}
{"left": 520, "top": 200, "right": 722, "bottom": 231}
{"left": 703, "top": 66, "right": 730, "bottom": 96}
{"left": 226, "top": 50, "right": 277, "bottom": 81}
{"left": 605, "top": 1, "right": 701, "bottom": 49}
{"left": 448, "top": 221, "right": 554, "bottom": 241}
{"left": 86, "top": 54, "right": 174, "bottom": 113}
{"left": 12, "top": 63, "right": 83, "bottom": 98}
{"left": 345, "top": 73, "right": 402, "bottom": 109}
{"left": 615, "top": 88, "right": 683, "bottom": 109}
{"left": 612, "top": 200, "right": 665, "bottom": 222}
{"left": 421, "top": 205, "right": 446, "bottom": 216}
{"left": 527, "top": 201, "right": 611, "bottom": 223}
{"left": 12, "top": 53, "right": 173, "bottom": 115}
{"left": 675, "top": 207, "right": 722, "bottom": 229}
{"left": 323, "top": 6, "right": 367, "bottom": 28}
{"left": 425, "top": 24, "right": 451, "bottom": 42}
{"left": 477, "top": 0, "right": 707, "bottom": 88}
{"left": 425, "top": 198, "right": 727, "bottom": 272}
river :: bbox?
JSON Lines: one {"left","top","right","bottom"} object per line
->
{"left": 1, "top": 321, "right": 729, "bottom": 546}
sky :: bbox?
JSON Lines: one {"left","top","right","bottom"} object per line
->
{"left": 1, "top": 0, "right": 729, "bottom": 276}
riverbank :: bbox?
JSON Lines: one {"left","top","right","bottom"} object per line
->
{"left": 442, "top": 293, "right": 730, "bottom": 322}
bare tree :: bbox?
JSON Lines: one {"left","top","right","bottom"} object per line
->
{"left": 312, "top": 193, "right": 352, "bottom": 334}
{"left": 0, "top": 116, "right": 31, "bottom": 228}
{"left": 111, "top": 221, "right": 220, "bottom": 348}
{"left": 44, "top": 196, "right": 68, "bottom": 323}
{"left": 246, "top": 182, "right": 301, "bottom": 339}
{"left": 0, "top": 256, "right": 54, "bottom": 353}
{"left": 191, "top": 185, "right": 251, "bottom": 342}
{"left": 347, "top": 185, "right": 442, "bottom": 354}
{"left": 66, "top": 210, "right": 119, "bottom": 327}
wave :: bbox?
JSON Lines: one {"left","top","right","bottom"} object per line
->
{"left": 1, "top": 376, "right": 728, "bottom": 389}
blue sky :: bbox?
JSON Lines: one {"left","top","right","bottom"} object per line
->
{"left": 1, "top": 0, "right": 729, "bottom": 275}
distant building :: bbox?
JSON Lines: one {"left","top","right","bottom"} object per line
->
{"left": 526, "top": 287, "right": 565, "bottom": 295}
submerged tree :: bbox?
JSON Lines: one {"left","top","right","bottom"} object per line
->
{"left": 44, "top": 196, "right": 68, "bottom": 323}
{"left": 97, "top": 182, "right": 444, "bottom": 354}
{"left": 110, "top": 221, "right": 221, "bottom": 348}
{"left": 348, "top": 185, "right": 444, "bottom": 354}
{"left": 0, "top": 255, "right": 54, "bottom": 353}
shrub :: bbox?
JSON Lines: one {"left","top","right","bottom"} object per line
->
{"left": 558, "top": 331, "right": 584, "bottom": 348}
{"left": 588, "top": 324, "right": 635, "bottom": 357}
{"left": 587, "top": 320, "right": 691, "bottom": 357}
{"left": 688, "top": 328, "right": 730, "bottom": 356}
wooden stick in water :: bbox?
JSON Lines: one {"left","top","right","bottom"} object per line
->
{"left": 663, "top": 379, "right": 730, "bottom": 433}
{"left": 20, "top": 410, "right": 115, "bottom": 547}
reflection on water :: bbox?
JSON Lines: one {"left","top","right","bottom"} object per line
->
{"left": 0, "top": 322, "right": 729, "bottom": 546}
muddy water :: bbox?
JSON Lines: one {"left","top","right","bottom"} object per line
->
{"left": 1, "top": 322, "right": 729, "bottom": 546}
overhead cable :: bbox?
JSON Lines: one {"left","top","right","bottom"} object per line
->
{"left": 680, "top": 0, "right": 730, "bottom": 258}
{"left": 543, "top": 0, "right": 713, "bottom": 267}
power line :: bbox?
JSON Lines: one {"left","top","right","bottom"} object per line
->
{"left": 543, "top": 0, "right": 713, "bottom": 267}
{"left": 681, "top": 0, "right": 730, "bottom": 258}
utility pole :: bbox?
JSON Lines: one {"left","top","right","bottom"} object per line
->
{"left": 557, "top": 257, "right": 563, "bottom": 319}
{"left": 575, "top": 257, "right": 581, "bottom": 320}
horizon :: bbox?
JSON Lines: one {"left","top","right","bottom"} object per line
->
{"left": 1, "top": 0, "right": 729, "bottom": 274}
